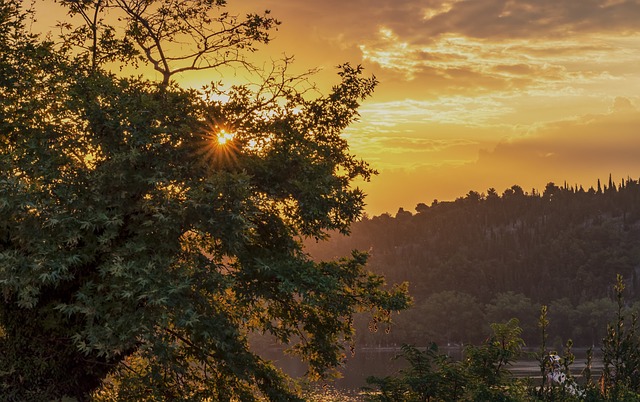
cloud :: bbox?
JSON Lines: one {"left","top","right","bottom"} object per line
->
{"left": 611, "top": 96, "right": 635, "bottom": 112}
{"left": 360, "top": 99, "right": 640, "bottom": 214}
{"left": 359, "top": 27, "right": 640, "bottom": 95}
{"left": 470, "top": 97, "right": 640, "bottom": 186}
{"left": 269, "top": 0, "right": 640, "bottom": 44}
{"left": 407, "top": 0, "right": 640, "bottom": 41}
{"left": 231, "top": 1, "right": 640, "bottom": 215}
{"left": 255, "top": 0, "right": 640, "bottom": 98}
{"left": 353, "top": 135, "right": 477, "bottom": 157}
{"left": 353, "top": 96, "right": 515, "bottom": 127}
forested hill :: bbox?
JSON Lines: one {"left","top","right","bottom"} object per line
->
{"left": 305, "top": 177, "right": 640, "bottom": 346}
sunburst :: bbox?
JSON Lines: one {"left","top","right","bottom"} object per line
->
{"left": 195, "top": 122, "right": 240, "bottom": 169}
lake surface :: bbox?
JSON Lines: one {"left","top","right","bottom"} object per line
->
{"left": 267, "top": 347, "right": 604, "bottom": 391}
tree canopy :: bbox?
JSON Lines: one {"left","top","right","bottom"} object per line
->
{"left": 0, "top": 1, "right": 409, "bottom": 400}
{"left": 308, "top": 178, "right": 640, "bottom": 348}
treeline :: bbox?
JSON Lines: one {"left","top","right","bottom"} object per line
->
{"left": 305, "top": 176, "right": 640, "bottom": 347}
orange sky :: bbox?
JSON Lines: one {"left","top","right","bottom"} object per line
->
{"left": 33, "top": 0, "right": 640, "bottom": 216}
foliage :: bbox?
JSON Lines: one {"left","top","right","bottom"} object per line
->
{"left": 600, "top": 274, "right": 640, "bottom": 400}
{"left": 524, "top": 278, "right": 640, "bottom": 401}
{"left": 364, "top": 319, "right": 527, "bottom": 402}
{"left": 463, "top": 318, "right": 525, "bottom": 401}
{"left": 536, "top": 305, "right": 550, "bottom": 395}
{"left": 364, "top": 343, "right": 466, "bottom": 402}
{"left": 307, "top": 178, "right": 640, "bottom": 347}
{"left": 413, "top": 291, "right": 485, "bottom": 345}
{"left": 363, "top": 277, "right": 640, "bottom": 401}
{"left": 530, "top": 277, "right": 640, "bottom": 401}
{"left": 0, "top": 0, "right": 410, "bottom": 400}
{"left": 485, "top": 292, "right": 539, "bottom": 343}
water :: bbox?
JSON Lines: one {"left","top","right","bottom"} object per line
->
{"left": 267, "top": 347, "right": 604, "bottom": 391}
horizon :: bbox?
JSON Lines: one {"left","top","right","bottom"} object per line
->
{"left": 361, "top": 172, "right": 640, "bottom": 216}
{"left": 362, "top": 172, "right": 640, "bottom": 217}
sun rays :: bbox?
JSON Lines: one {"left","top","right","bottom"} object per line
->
{"left": 194, "top": 122, "right": 241, "bottom": 169}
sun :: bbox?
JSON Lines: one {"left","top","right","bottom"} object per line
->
{"left": 217, "top": 129, "right": 235, "bottom": 146}
{"left": 195, "top": 123, "right": 241, "bottom": 168}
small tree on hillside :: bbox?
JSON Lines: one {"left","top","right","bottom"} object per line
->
{"left": 601, "top": 274, "right": 640, "bottom": 400}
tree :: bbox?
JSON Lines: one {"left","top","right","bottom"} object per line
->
{"left": 575, "top": 297, "right": 616, "bottom": 346}
{"left": 415, "top": 291, "right": 486, "bottom": 345}
{"left": 601, "top": 274, "right": 640, "bottom": 399}
{"left": 0, "top": 1, "right": 409, "bottom": 400}
{"left": 365, "top": 320, "right": 527, "bottom": 402}
{"left": 414, "top": 202, "right": 429, "bottom": 214}
{"left": 485, "top": 292, "right": 538, "bottom": 344}
{"left": 56, "top": 0, "right": 280, "bottom": 85}
{"left": 463, "top": 319, "right": 525, "bottom": 401}
{"left": 364, "top": 343, "right": 467, "bottom": 402}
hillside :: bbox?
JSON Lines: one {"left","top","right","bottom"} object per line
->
{"left": 306, "top": 177, "right": 640, "bottom": 347}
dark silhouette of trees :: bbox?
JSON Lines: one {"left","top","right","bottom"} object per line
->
{"left": 306, "top": 177, "right": 640, "bottom": 347}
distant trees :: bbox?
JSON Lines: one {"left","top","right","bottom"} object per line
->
{"left": 415, "top": 291, "right": 485, "bottom": 345}
{"left": 306, "top": 178, "right": 640, "bottom": 347}
{"left": 485, "top": 292, "right": 538, "bottom": 344}
{"left": 365, "top": 278, "right": 640, "bottom": 401}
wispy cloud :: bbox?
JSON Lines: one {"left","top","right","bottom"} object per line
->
{"left": 354, "top": 96, "right": 515, "bottom": 126}
{"left": 270, "top": 1, "right": 640, "bottom": 43}
{"left": 359, "top": 29, "right": 640, "bottom": 96}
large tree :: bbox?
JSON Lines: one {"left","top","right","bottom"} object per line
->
{"left": 0, "top": 1, "right": 409, "bottom": 400}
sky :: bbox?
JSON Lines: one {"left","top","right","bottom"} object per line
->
{"left": 34, "top": 0, "right": 640, "bottom": 216}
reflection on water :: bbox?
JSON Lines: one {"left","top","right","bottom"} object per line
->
{"left": 266, "top": 347, "right": 604, "bottom": 391}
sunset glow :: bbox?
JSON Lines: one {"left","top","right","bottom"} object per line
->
{"left": 232, "top": 0, "right": 640, "bottom": 216}
{"left": 33, "top": 0, "right": 640, "bottom": 216}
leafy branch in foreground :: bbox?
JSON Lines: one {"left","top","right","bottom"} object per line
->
{"left": 364, "top": 275, "right": 640, "bottom": 402}
{"left": 364, "top": 319, "right": 526, "bottom": 402}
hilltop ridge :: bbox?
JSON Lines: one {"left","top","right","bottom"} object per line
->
{"left": 306, "top": 177, "right": 640, "bottom": 347}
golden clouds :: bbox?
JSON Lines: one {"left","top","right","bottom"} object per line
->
{"left": 354, "top": 97, "right": 514, "bottom": 127}
{"left": 220, "top": 1, "right": 640, "bottom": 216}
{"left": 33, "top": 0, "right": 640, "bottom": 215}
{"left": 420, "top": 0, "right": 640, "bottom": 39}
{"left": 422, "top": 1, "right": 459, "bottom": 20}
{"left": 359, "top": 29, "right": 639, "bottom": 96}
{"left": 335, "top": 0, "right": 640, "bottom": 215}
{"left": 361, "top": 99, "right": 640, "bottom": 214}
